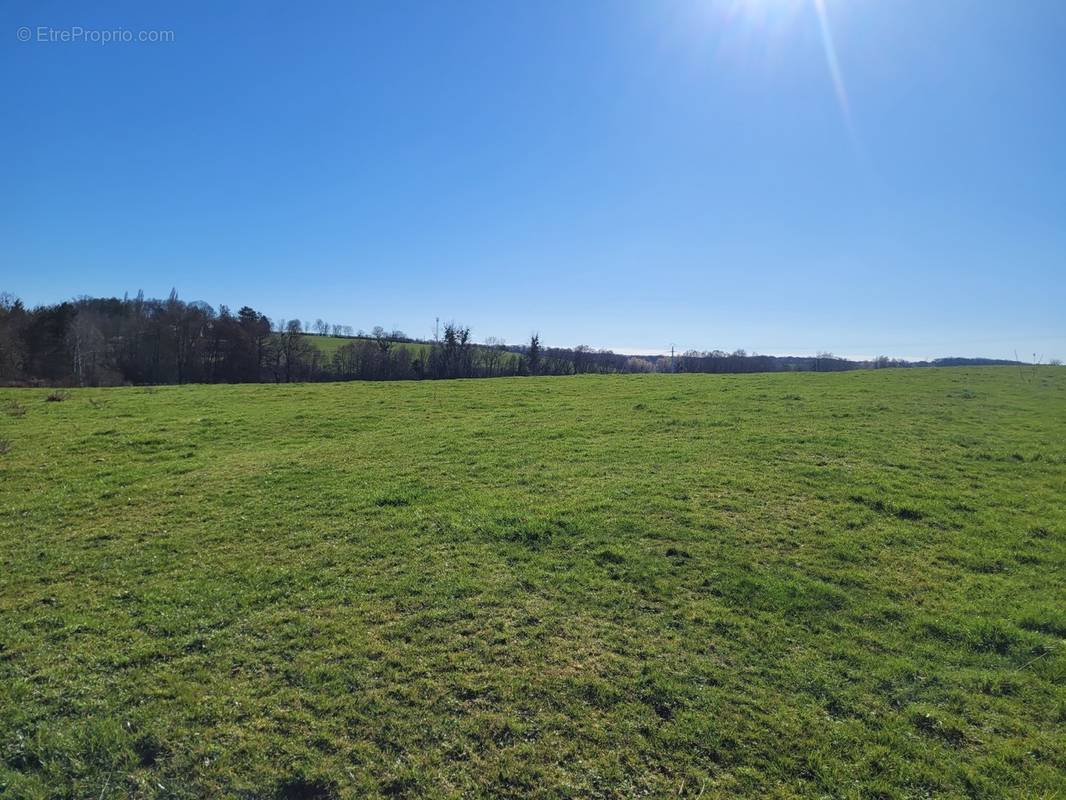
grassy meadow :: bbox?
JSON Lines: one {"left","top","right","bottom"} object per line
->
{"left": 0, "top": 368, "right": 1063, "bottom": 799}
{"left": 305, "top": 335, "right": 521, "bottom": 371}
{"left": 304, "top": 335, "right": 433, "bottom": 361}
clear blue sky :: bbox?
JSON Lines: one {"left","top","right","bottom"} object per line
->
{"left": 3, "top": 0, "right": 1064, "bottom": 360}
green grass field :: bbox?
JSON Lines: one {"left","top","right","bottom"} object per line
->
{"left": 305, "top": 335, "right": 521, "bottom": 371}
{"left": 304, "top": 335, "right": 434, "bottom": 361}
{"left": 1, "top": 368, "right": 1063, "bottom": 799}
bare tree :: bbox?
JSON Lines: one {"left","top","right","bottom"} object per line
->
{"left": 625, "top": 356, "right": 655, "bottom": 373}
{"left": 67, "top": 311, "right": 106, "bottom": 386}
{"left": 573, "top": 344, "right": 594, "bottom": 374}
{"left": 480, "top": 336, "right": 507, "bottom": 377}
{"left": 281, "top": 319, "right": 314, "bottom": 382}
{"left": 372, "top": 326, "right": 392, "bottom": 355}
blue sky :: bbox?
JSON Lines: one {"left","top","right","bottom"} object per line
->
{"left": 3, "top": 0, "right": 1064, "bottom": 360}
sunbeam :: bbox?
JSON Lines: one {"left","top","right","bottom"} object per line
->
{"left": 698, "top": 0, "right": 860, "bottom": 148}
{"left": 812, "top": 0, "right": 856, "bottom": 140}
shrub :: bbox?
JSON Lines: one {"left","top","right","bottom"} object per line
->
{"left": 45, "top": 390, "right": 69, "bottom": 402}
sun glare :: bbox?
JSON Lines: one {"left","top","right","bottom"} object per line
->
{"left": 703, "top": 0, "right": 856, "bottom": 142}
{"left": 720, "top": 0, "right": 808, "bottom": 28}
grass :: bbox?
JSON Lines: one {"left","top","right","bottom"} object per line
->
{"left": 305, "top": 335, "right": 521, "bottom": 369}
{"left": 0, "top": 368, "right": 1063, "bottom": 799}
{"left": 304, "top": 335, "right": 434, "bottom": 361}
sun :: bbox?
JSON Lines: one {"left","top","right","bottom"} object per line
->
{"left": 710, "top": 0, "right": 855, "bottom": 137}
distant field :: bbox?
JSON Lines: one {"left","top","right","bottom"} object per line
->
{"left": 304, "top": 335, "right": 520, "bottom": 369}
{"left": 304, "top": 335, "right": 433, "bottom": 360}
{"left": 1, "top": 369, "right": 1063, "bottom": 798}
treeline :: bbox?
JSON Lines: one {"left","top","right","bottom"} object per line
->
{"left": 514, "top": 347, "right": 1020, "bottom": 375}
{"left": 0, "top": 291, "right": 549, "bottom": 385}
{"left": 0, "top": 291, "right": 1024, "bottom": 387}
{"left": 0, "top": 292, "right": 525, "bottom": 385}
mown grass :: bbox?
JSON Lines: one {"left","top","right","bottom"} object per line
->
{"left": 0, "top": 368, "right": 1063, "bottom": 799}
